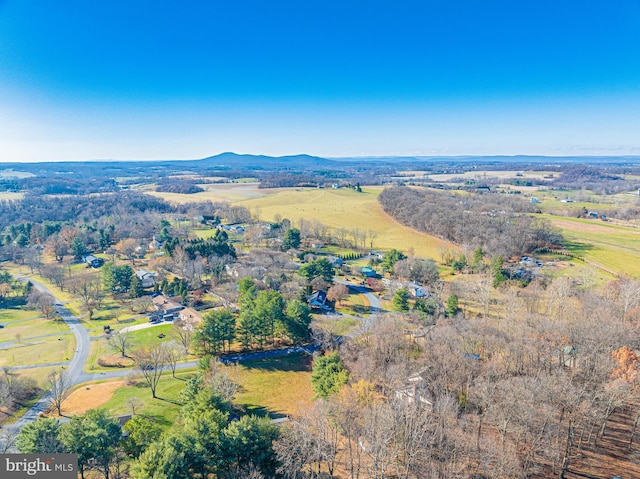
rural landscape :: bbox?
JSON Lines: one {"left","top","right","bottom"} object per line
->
{"left": 2, "top": 155, "right": 640, "bottom": 478}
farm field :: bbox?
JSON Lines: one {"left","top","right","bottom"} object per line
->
{"left": 544, "top": 214, "right": 640, "bottom": 277}
{"left": 145, "top": 181, "right": 286, "bottom": 203}
{"left": 238, "top": 187, "right": 455, "bottom": 259}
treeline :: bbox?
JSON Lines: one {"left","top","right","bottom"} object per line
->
{"left": 379, "top": 187, "right": 562, "bottom": 257}
{"left": 550, "top": 165, "right": 635, "bottom": 195}
{"left": 155, "top": 179, "right": 204, "bottom": 194}
{"left": 0, "top": 192, "right": 171, "bottom": 226}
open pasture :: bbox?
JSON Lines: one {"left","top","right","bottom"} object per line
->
{"left": 545, "top": 215, "right": 640, "bottom": 277}
{"left": 146, "top": 181, "right": 283, "bottom": 203}
{"left": 238, "top": 187, "right": 455, "bottom": 259}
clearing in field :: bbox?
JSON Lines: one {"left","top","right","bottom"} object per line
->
{"left": 239, "top": 188, "right": 455, "bottom": 259}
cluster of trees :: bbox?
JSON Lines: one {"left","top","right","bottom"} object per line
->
{"left": 16, "top": 362, "right": 281, "bottom": 479}
{"left": 379, "top": 186, "right": 563, "bottom": 257}
{"left": 155, "top": 178, "right": 204, "bottom": 194}
{"left": 306, "top": 276, "right": 640, "bottom": 477}
{"left": 0, "top": 368, "right": 40, "bottom": 423}
{"left": 234, "top": 277, "right": 312, "bottom": 349}
{"left": 0, "top": 269, "right": 29, "bottom": 307}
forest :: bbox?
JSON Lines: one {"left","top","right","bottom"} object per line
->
{"left": 378, "top": 186, "right": 563, "bottom": 257}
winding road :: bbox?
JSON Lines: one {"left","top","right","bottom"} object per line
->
{"left": 1, "top": 277, "right": 381, "bottom": 442}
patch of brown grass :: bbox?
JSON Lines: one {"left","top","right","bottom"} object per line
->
{"left": 60, "top": 381, "right": 125, "bottom": 416}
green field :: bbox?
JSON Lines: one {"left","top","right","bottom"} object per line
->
{"left": 97, "top": 371, "right": 196, "bottom": 427}
{"left": 543, "top": 214, "right": 640, "bottom": 278}
{"left": 0, "top": 317, "right": 70, "bottom": 343}
{"left": 0, "top": 308, "right": 39, "bottom": 324}
{"left": 0, "top": 334, "right": 75, "bottom": 367}
{"left": 235, "top": 354, "right": 314, "bottom": 417}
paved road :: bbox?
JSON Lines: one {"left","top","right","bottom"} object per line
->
{"left": 335, "top": 279, "right": 383, "bottom": 338}
{"left": 2, "top": 276, "right": 374, "bottom": 441}
{"left": 3, "top": 278, "right": 91, "bottom": 437}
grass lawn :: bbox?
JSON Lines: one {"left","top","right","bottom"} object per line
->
{"left": 0, "top": 308, "right": 39, "bottom": 324}
{"left": 313, "top": 315, "right": 360, "bottom": 336}
{"left": 13, "top": 365, "right": 63, "bottom": 389}
{"left": 0, "top": 317, "right": 70, "bottom": 343}
{"left": 0, "top": 335, "right": 75, "bottom": 367}
{"left": 85, "top": 324, "right": 175, "bottom": 372}
{"left": 61, "top": 371, "right": 198, "bottom": 428}
{"left": 336, "top": 291, "right": 370, "bottom": 316}
{"left": 235, "top": 353, "right": 314, "bottom": 418}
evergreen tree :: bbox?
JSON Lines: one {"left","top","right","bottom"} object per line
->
{"left": 282, "top": 227, "right": 301, "bottom": 250}
{"left": 311, "top": 352, "right": 349, "bottom": 399}
{"left": 446, "top": 294, "right": 460, "bottom": 316}
{"left": 393, "top": 287, "right": 410, "bottom": 312}
{"left": 129, "top": 272, "right": 144, "bottom": 298}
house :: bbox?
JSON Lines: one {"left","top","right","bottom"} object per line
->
{"left": 360, "top": 266, "right": 377, "bottom": 278}
{"left": 179, "top": 307, "right": 203, "bottom": 326}
{"left": 327, "top": 256, "right": 344, "bottom": 268}
{"left": 558, "top": 345, "right": 577, "bottom": 368}
{"left": 404, "top": 282, "right": 428, "bottom": 298}
{"left": 82, "top": 255, "right": 104, "bottom": 268}
{"left": 152, "top": 294, "right": 184, "bottom": 316}
{"left": 228, "top": 225, "right": 245, "bottom": 234}
{"left": 394, "top": 369, "right": 433, "bottom": 409}
{"left": 135, "top": 270, "right": 157, "bottom": 288}
{"left": 308, "top": 290, "right": 328, "bottom": 309}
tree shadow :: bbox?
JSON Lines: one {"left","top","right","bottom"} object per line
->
{"left": 239, "top": 353, "right": 312, "bottom": 372}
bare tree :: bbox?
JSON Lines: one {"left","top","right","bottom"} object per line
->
{"left": 171, "top": 320, "right": 194, "bottom": 353}
{"left": 107, "top": 330, "right": 134, "bottom": 357}
{"left": 125, "top": 397, "right": 144, "bottom": 416}
{"left": 47, "top": 369, "right": 72, "bottom": 416}
{"left": 202, "top": 359, "right": 240, "bottom": 403}
{"left": 164, "top": 340, "right": 186, "bottom": 378}
{"left": 133, "top": 344, "right": 167, "bottom": 399}
{"left": 71, "top": 273, "right": 103, "bottom": 321}
{"left": 327, "top": 283, "right": 349, "bottom": 307}
{"left": 27, "top": 290, "right": 56, "bottom": 320}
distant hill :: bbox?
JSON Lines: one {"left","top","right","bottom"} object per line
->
{"left": 2, "top": 153, "right": 640, "bottom": 181}
{"left": 190, "top": 152, "right": 337, "bottom": 169}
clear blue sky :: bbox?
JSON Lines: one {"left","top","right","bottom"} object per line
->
{"left": 1, "top": 1, "right": 640, "bottom": 162}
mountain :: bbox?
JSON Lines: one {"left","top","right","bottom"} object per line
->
{"left": 191, "top": 152, "right": 336, "bottom": 169}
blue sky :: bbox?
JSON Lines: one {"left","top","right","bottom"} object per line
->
{"left": 1, "top": 1, "right": 640, "bottom": 162}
